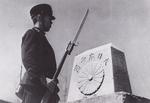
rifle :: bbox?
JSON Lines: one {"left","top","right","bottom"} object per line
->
{"left": 53, "top": 9, "right": 89, "bottom": 80}
{"left": 42, "top": 9, "right": 89, "bottom": 103}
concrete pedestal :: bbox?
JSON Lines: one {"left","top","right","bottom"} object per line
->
{"left": 68, "top": 92, "right": 150, "bottom": 103}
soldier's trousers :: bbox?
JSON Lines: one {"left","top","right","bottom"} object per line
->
{"left": 22, "top": 88, "right": 60, "bottom": 103}
{"left": 22, "top": 89, "right": 44, "bottom": 103}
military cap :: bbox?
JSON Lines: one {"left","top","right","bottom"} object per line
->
{"left": 30, "top": 4, "right": 55, "bottom": 20}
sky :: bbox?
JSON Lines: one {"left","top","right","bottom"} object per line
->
{"left": 1, "top": 0, "right": 150, "bottom": 102}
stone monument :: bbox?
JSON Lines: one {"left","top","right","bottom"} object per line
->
{"left": 67, "top": 43, "right": 150, "bottom": 103}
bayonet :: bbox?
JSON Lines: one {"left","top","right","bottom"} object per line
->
{"left": 53, "top": 8, "right": 89, "bottom": 80}
{"left": 67, "top": 9, "right": 89, "bottom": 55}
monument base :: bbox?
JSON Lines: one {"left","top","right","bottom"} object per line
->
{"left": 67, "top": 92, "right": 150, "bottom": 103}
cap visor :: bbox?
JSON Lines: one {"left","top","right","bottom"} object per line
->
{"left": 52, "top": 16, "right": 55, "bottom": 20}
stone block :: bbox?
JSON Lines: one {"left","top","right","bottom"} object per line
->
{"left": 67, "top": 92, "right": 150, "bottom": 103}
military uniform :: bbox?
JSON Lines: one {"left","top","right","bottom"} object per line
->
{"left": 21, "top": 27, "right": 59, "bottom": 103}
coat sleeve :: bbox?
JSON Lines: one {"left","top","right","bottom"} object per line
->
{"left": 21, "top": 30, "right": 41, "bottom": 74}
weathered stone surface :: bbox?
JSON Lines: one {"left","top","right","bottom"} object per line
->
{"left": 67, "top": 92, "right": 150, "bottom": 103}
{"left": 0, "top": 100, "right": 11, "bottom": 103}
{"left": 124, "top": 93, "right": 150, "bottom": 103}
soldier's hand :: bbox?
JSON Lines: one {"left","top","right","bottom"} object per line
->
{"left": 47, "top": 79, "right": 59, "bottom": 94}
{"left": 42, "top": 79, "right": 60, "bottom": 103}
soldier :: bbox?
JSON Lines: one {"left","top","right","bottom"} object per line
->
{"left": 20, "top": 4, "right": 59, "bottom": 103}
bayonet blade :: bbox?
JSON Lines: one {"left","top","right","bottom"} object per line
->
{"left": 72, "top": 9, "right": 89, "bottom": 44}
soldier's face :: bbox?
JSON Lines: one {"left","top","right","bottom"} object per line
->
{"left": 42, "top": 15, "right": 54, "bottom": 32}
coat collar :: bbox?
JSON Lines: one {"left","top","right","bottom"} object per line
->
{"left": 33, "top": 27, "right": 45, "bottom": 35}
